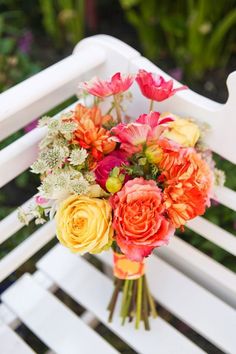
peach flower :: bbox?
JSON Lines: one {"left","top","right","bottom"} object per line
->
{"left": 81, "top": 72, "right": 134, "bottom": 97}
{"left": 72, "top": 104, "right": 116, "bottom": 160}
{"left": 111, "top": 178, "right": 174, "bottom": 261}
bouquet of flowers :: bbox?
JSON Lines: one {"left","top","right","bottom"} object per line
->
{"left": 19, "top": 70, "right": 225, "bottom": 330}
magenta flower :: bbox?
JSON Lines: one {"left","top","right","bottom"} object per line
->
{"left": 136, "top": 69, "right": 187, "bottom": 102}
{"left": 94, "top": 151, "right": 128, "bottom": 190}
{"left": 81, "top": 72, "right": 134, "bottom": 98}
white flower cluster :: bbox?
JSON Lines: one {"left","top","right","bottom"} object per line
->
{"left": 38, "top": 168, "right": 89, "bottom": 200}
{"left": 31, "top": 146, "right": 69, "bottom": 174}
{"left": 38, "top": 113, "right": 78, "bottom": 150}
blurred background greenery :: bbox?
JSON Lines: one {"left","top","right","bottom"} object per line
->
{"left": 0, "top": 0, "right": 235, "bottom": 270}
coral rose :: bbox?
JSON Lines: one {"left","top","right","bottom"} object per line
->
{"left": 111, "top": 178, "right": 174, "bottom": 261}
{"left": 56, "top": 195, "right": 113, "bottom": 254}
{"left": 72, "top": 104, "right": 116, "bottom": 160}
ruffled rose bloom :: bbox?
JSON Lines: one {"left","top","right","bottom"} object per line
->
{"left": 136, "top": 69, "right": 187, "bottom": 102}
{"left": 94, "top": 151, "right": 128, "bottom": 190}
{"left": 111, "top": 178, "right": 174, "bottom": 261}
{"left": 159, "top": 139, "right": 213, "bottom": 227}
{"left": 162, "top": 113, "right": 200, "bottom": 147}
{"left": 111, "top": 112, "right": 169, "bottom": 155}
{"left": 80, "top": 72, "right": 134, "bottom": 97}
{"left": 72, "top": 104, "right": 116, "bottom": 160}
{"left": 56, "top": 195, "right": 113, "bottom": 254}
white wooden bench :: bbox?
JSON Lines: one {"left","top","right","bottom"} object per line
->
{"left": 0, "top": 35, "right": 235, "bottom": 354}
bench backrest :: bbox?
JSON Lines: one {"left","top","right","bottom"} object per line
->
{"left": 0, "top": 34, "right": 235, "bottom": 310}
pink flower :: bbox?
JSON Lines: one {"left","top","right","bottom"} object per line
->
{"left": 81, "top": 72, "right": 134, "bottom": 97}
{"left": 111, "top": 112, "right": 171, "bottom": 154}
{"left": 136, "top": 69, "right": 187, "bottom": 101}
{"left": 136, "top": 111, "right": 173, "bottom": 127}
{"left": 35, "top": 195, "right": 50, "bottom": 205}
{"left": 110, "top": 178, "right": 174, "bottom": 261}
{"left": 94, "top": 151, "right": 128, "bottom": 190}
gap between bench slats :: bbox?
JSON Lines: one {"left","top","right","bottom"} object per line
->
{"left": 1, "top": 274, "right": 118, "bottom": 354}
{"left": 37, "top": 244, "right": 204, "bottom": 354}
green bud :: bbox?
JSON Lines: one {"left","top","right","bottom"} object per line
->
{"left": 106, "top": 176, "right": 122, "bottom": 193}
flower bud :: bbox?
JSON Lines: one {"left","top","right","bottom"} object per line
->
{"left": 145, "top": 144, "right": 163, "bottom": 164}
{"left": 106, "top": 176, "right": 123, "bottom": 193}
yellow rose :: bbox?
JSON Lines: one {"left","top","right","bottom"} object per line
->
{"left": 55, "top": 195, "right": 113, "bottom": 254}
{"left": 161, "top": 112, "right": 200, "bottom": 147}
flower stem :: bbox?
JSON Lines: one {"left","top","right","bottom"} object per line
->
{"left": 108, "top": 279, "right": 123, "bottom": 322}
{"left": 135, "top": 276, "right": 143, "bottom": 329}
{"left": 149, "top": 99, "right": 154, "bottom": 112}
{"left": 121, "top": 280, "right": 133, "bottom": 325}
{"left": 142, "top": 277, "right": 150, "bottom": 330}
{"left": 144, "top": 275, "right": 158, "bottom": 318}
{"left": 113, "top": 94, "right": 122, "bottom": 123}
{"left": 120, "top": 279, "right": 130, "bottom": 317}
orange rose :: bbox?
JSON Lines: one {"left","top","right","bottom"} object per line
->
{"left": 111, "top": 178, "right": 174, "bottom": 261}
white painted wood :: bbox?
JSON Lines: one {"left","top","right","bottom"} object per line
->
{"left": 0, "top": 270, "right": 98, "bottom": 331}
{"left": 0, "top": 196, "right": 35, "bottom": 244}
{"left": 0, "top": 100, "right": 78, "bottom": 188}
{"left": 215, "top": 186, "right": 236, "bottom": 212}
{"left": 0, "top": 46, "right": 106, "bottom": 140}
{"left": 96, "top": 249, "right": 236, "bottom": 353}
{"left": 37, "top": 244, "right": 205, "bottom": 354}
{"left": 0, "top": 321, "right": 35, "bottom": 354}
{"left": 0, "top": 221, "right": 55, "bottom": 282}
{"left": 1, "top": 274, "right": 118, "bottom": 354}
{"left": 187, "top": 216, "right": 236, "bottom": 256}
{"left": 157, "top": 236, "right": 236, "bottom": 309}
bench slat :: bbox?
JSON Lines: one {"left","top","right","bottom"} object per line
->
{"left": 1, "top": 274, "right": 118, "bottom": 354}
{"left": 0, "top": 221, "right": 55, "bottom": 282}
{"left": 187, "top": 216, "right": 236, "bottom": 256}
{"left": 96, "top": 249, "right": 236, "bottom": 353}
{"left": 37, "top": 244, "right": 205, "bottom": 354}
{"left": 0, "top": 47, "right": 106, "bottom": 141}
{"left": 158, "top": 236, "right": 236, "bottom": 309}
{"left": 215, "top": 186, "right": 236, "bottom": 212}
{"left": 0, "top": 196, "right": 35, "bottom": 245}
{"left": 0, "top": 321, "right": 35, "bottom": 354}
{"left": 0, "top": 101, "right": 77, "bottom": 188}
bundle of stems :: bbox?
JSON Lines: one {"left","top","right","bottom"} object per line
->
{"left": 107, "top": 274, "right": 158, "bottom": 330}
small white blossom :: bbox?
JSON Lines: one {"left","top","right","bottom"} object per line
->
{"left": 17, "top": 208, "right": 30, "bottom": 225}
{"left": 35, "top": 217, "right": 46, "bottom": 225}
{"left": 214, "top": 168, "right": 226, "bottom": 187}
{"left": 40, "top": 146, "right": 69, "bottom": 169}
{"left": 84, "top": 171, "right": 96, "bottom": 183}
{"left": 38, "top": 115, "right": 51, "bottom": 127}
{"left": 69, "top": 148, "right": 88, "bottom": 166}
{"left": 31, "top": 159, "right": 48, "bottom": 174}
{"left": 71, "top": 177, "right": 89, "bottom": 194}
{"left": 59, "top": 121, "right": 77, "bottom": 140}
{"left": 48, "top": 119, "right": 60, "bottom": 133}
